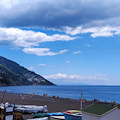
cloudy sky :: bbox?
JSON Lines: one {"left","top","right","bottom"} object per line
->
{"left": 0, "top": 0, "right": 120, "bottom": 85}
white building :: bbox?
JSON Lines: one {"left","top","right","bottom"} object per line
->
{"left": 82, "top": 103, "right": 120, "bottom": 120}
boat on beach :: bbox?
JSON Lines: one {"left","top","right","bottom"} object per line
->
{"left": 15, "top": 105, "right": 48, "bottom": 114}
{"left": 63, "top": 90, "right": 83, "bottom": 120}
{"left": 63, "top": 110, "right": 82, "bottom": 120}
{"left": 50, "top": 115, "right": 65, "bottom": 120}
{"left": 33, "top": 112, "right": 64, "bottom": 118}
{"left": 27, "top": 117, "right": 48, "bottom": 120}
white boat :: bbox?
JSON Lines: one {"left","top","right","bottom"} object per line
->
{"left": 50, "top": 115, "right": 65, "bottom": 120}
{"left": 27, "top": 117, "right": 48, "bottom": 120}
{"left": 15, "top": 105, "right": 48, "bottom": 113}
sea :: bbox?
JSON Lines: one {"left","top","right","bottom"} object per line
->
{"left": 0, "top": 85, "right": 120, "bottom": 103}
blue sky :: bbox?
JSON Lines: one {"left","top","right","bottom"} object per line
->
{"left": 0, "top": 0, "right": 120, "bottom": 85}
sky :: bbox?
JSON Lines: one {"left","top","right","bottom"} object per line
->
{"left": 0, "top": 0, "right": 120, "bottom": 85}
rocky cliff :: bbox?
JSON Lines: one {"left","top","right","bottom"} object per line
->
{"left": 0, "top": 56, "right": 54, "bottom": 86}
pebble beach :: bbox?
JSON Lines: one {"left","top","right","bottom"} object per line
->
{"left": 0, "top": 91, "right": 116, "bottom": 120}
{"left": 0, "top": 92, "right": 96, "bottom": 119}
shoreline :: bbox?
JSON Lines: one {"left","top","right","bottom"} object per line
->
{"left": 0, "top": 91, "right": 117, "bottom": 119}
{"left": 0, "top": 85, "right": 119, "bottom": 103}
{"left": 1, "top": 92, "right": 117, "bottom": 112}
{"left": 1, "top": 92, "right": 82, "bottom": 112}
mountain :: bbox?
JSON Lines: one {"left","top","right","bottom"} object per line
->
{"left": 0, "top": 56, "right": 54, "bottom": 86}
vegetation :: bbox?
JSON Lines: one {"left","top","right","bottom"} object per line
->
{"left": 0, "top": 56, "right": 54, "bottom": 86}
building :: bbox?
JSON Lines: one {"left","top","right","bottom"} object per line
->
{"left": 82, "top": 103, "right": 120, "bottom": 120}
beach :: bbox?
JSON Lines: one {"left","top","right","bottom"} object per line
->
{"left": 0, "top": 92, "right": 96, "bottom": 119}
{"left": 1, "top": 91, "right": 116, "bottom": 120}
{"left": 2, "top": 92, "right": 86, "bottom": 112}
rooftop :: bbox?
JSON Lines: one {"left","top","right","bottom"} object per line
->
{"left": 82, "top": 103, "right": 118, "bottom": 116}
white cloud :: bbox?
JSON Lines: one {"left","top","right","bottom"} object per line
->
{"left": 66, "top": 61, "right": 70, "bottom": 63}
{"left": 45, "top": 73, "right": 67, "bottom": 79}
{"left": 84, "top": 44, "right": 91, "bottom": 47}
{"left": 64, "top": 26, "right": 120, "bottom": 38}
{"left": 0, "top": 0, "right": 18, "bottom": 9}
{"left": 44, "top": 73, "right": 109, "bottom": 85}
{"left": 28, "top": 66, "right": 35, "bottom": 70}
{"left": 23, "top": 48, "right": 68, "bottom": 56}
{"left": 39, "top": 64, "right": 46, "bottom": 66}
{"left": 73, "top": 51, "right": 82, "bottom": 54}
{"left": 64, "top": 26, "right": 83, "bottom": 36}
{"left": 0, "top": 27, "right": 76, "bottom": 47}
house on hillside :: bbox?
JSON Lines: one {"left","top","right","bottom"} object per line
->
{"left": 82, "top": 103, "right": 120, "bottom": 120}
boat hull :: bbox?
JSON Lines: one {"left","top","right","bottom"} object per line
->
{"left": 50, "top": 116, "right": 65, "bottom": 120}
{"left": 64, "top": 113, "right": 82, "bottom": 120}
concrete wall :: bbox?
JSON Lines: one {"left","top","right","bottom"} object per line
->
{"left": 82, "top": 108, "right": 120, "bottom": 120}
{"left": 82, "top": 112, "right": 100, "bottom": 120}
{"left": 101, "top": 108, "right": 120, "bottom": 120}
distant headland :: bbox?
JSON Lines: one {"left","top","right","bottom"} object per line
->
{"left": 0, "top": 56, "right": 54, "bottom": 86}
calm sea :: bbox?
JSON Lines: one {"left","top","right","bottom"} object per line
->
{"left": 0, "top": 85, "right": 120, "bottom": 103}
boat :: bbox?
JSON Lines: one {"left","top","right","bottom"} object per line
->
{"left": 27, "top": 117, "right": 48, "bottom": 120}
{"left": 34, "top": 112, "right": 64, "bottom": 118}
{"left": 63, "top": 91, "right": 83, "bottom": 120}
{"left": 50, "top": 115, "right": 65, "bottom": 120}
{"left": 47, "top": 112, "right": 63, "bottom": 116}
{"left": 63, "top": 110, "right": 82, "bottom": 120}
{"left": 15, "top": 105, "right": 48, "bottom": 114}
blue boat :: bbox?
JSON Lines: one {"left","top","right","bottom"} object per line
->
{"left": 47, "top": 112, "right": 64, "bottom": 116}
{"left": 63, "top": 110, "right": 82, "bottom": 120}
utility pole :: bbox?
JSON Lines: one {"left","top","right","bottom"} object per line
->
{"left": 80, "top": 90, "right": 82, "bottom": 111}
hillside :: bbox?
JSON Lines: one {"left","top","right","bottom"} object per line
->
{"left": 0, "top": 56, "right": 54, "bottom": 86}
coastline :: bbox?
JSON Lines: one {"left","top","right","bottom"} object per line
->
{"left": 1, "top": 92, "right": 116, "bottom": 112}
{"left": 1, "top": 85, "right": 120, "bottom": 103}
{"left": 1, "top": 92, "right": 82, "bottom": 112}
{"left": 0, "top": 91, "right": 117, "bottom": 119}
